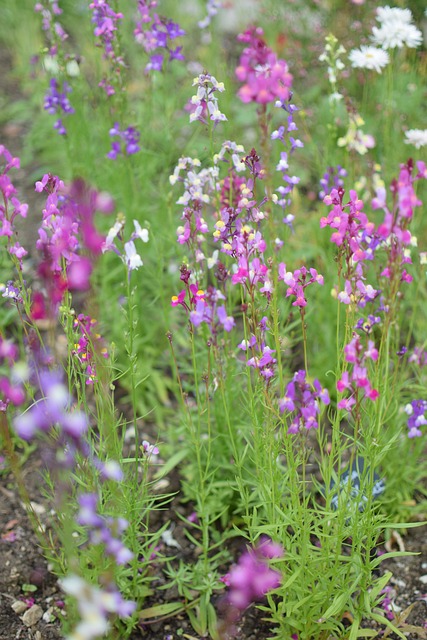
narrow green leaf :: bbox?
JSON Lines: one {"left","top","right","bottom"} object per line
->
{"left": 138, "top": 602, "right": 183, "bottom": 619}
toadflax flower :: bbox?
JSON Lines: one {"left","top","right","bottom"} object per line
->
{"left": 236, "top": 27, "right": 292, "bottom": 104}
{"left": 189, "top": 72, "right": 227, "bottom": 124}
{"left": 348, "top": 46, "right": 389, "bottom": 73}
{"left": 61, "top": 574, "right": 136, "bottom": 640}
{"left": 224, "top": 537, "right": 283, "bottom": 611}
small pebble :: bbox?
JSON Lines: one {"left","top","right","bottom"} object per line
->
{"left": 22, "top": 604, "right": 43, "bottom": 626}
{"left": 419, "top": 574, "right": 427, "bottom": 584}
{"left": 11, "top": 600, "right": 27, "bottom": 614}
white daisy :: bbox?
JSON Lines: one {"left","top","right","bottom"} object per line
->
{"left": 372, "top": 6, "right": 423, "bottom": 49}
{"left": 349, "top": 46, "right": 389, "bottom": 73}
{"left": 404, "top": 129, "right": 427, "bottom": 149}
{"left": 376, "top": 6, "right": 413, "bottom": 25}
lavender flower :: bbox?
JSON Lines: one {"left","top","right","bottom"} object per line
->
{"left": 44, "top": 78, "right": 74, "bottom": 134}
{"left": 77, "top": 493, "right": 134, "bottom": 565}
{"left": 14, "top": 369, "right": 88, "bottom": 440}
{"left": 107, "top": 123, "right": 141, "bottom": 159}
{"left": 319, "top": 165, "right": 347, "bottom": 200}
{"left": 404, "top": 400, "right": 427, "bottom": 438}
{"left": 279, "top": 370, "right": 330, "bottom": 434}
{"left": 134, "top": 1, "right": 185, "bottom": 73}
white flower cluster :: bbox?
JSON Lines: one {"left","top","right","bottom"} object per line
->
{"left": 169, "top": 156, "right": 219, "bottom": 206}
{"left": 404, "top": 129, "right": 427, "bottom": 149}
{"left": 372, "top": 5, "right": 423, "bottom": 49}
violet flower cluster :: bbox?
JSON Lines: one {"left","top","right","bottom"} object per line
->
{"left": 236, "top": 27, "right": 293, "bottom": 104}
{"left": 373, "top": 159, "right": 426, "bottom": 287}
{"left": 14, "top": 368, "right": 88, "bottom": 441}
{"left": 0, "top": 145, "right": 28, "bottom": 267}
{"left": 77, "top": 493, "right": 133, "bottom": 565}
{"left": 239, "top": 317, "right": 276, "bottom": 381}
{"left": 319, "top": 165, "right": 347, "bottom": 200}
{"left": 35, "top": 0, "right": 68, "bottom": 51}
{"left": 134, "top": 0, "right": 185, "bottom": 73}
{"left": 337, "top": 333, "right": 379, "bottom": 412}
{"left": 44, "top": 77, "right": 75, "bottom": 135}
{"left": 89, "top": 0, "right": 124, "bottom": 96}
{"left": 404, "top": 400, "right": 427, "bottom": 439}
{"left": 107, "top": 123, "right": 141, "bottom": 159}
{"left": 279, "top": 370, "right": 330, "bottom": 434}
{"left": 223, "top": 537, "right": 283, "bottom": 611}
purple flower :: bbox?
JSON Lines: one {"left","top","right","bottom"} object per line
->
{"left": 134, "top": 3, "right": 185, "bottom": 73}
{"left": 404, "top": 400, "right": 427, "bottom": 438}
{"left": 217, "top": 305, "right": 235, "bottom": 332}
{"left": 225, "top": 538, "right": 283, "bottom": 611}
{"left": 107, "top": 123, "right": 140, "bottom": 159}
{"left": 44, "top": 78, "right": 74, "bottom": 135}
{"left": 279, "top": 370, "right": 329, "bottom": 434}
{"left": 14, "top": 369, "right": 88, "bottom": 440}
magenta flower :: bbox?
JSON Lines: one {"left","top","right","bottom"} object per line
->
{"left": 337, "top": 334, "right": 379, "bottom": 411}
{"left": 225, "top": 537, "right": 283, "bottom": 611}
{"left": 236, "top": 27, "right": 292, "bottom": 105}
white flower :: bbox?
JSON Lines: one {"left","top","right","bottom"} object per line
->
{"left": 349, "top": 46, "right": 389, "bottom": 73}
{"left": 103, "top": 219, "right": 124, "bottom": 252}
{"left": 132, "top": 220, "right": 149, "bottom": 243}
{"left": 124, "top": 241, "right": 143, "bottom": 271}
{"left": 376, "top": 6, "right": 413, "bottom": 25}
{"left": 404, "top": 129, "right": 427, "bottom": 149}
{"left": 372, "top": 7, "right": 423, "bottom": 49}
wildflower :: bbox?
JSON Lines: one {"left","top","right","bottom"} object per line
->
{"left": 236, "top": 27, "right": 292, "bottom": 104}
{"left": 61, "top": 574, "right": 136, "bottom": 640}
{"left": 134, "top": 2, "right": 185, "bottom": 73}
{"left": 89, "top": 0, "right": 123, "bottom": 59}
{"left": 199, "top": 0, "right": 222, "bottom": 28}
{"left": 142, "top": 440, "right": 159, "bottom": 456}
{"left": 319, "top": 165, "right": 347, "bottom": 200}
{"left": 279, "top": 370, "right": 330, "bottom": 434}
{"left": 319, "top": 34, "right": 346, "bottom": 91}
{"left": 107, "top": 123, "right": 140, "bottom": 159}
{"left": 348, "top": 46, "right": 389, "bottom": 73}
{"left": 278, "top": 264, "right": 324, "bottom": 307}
{"left": 14, "top": 369, "right": 88, "bottom": 440}
{"left": 372, "top": 6, "right": 422, "bottom": 49}
{"left": 226, "top": 537, "right": 283, "bottom": 611}
{"left": 337, "top": 113, "right": 375, "bottom": 155}
{"left": 124, "top": 241, "right": 143, "bottom": 271}
{"left": 404, "top": 129, "right": 427, "bottom": 149}
{"left": 404, "top": 400, "right": 427, "bottom": 438}
{"left": 43, "top": 78, "right": 74, "bottom": 135}
{"left": 189, "top": 73, "right": 227, "bottom": 124}
{"left": 76, "top": 493, "right": 133, "bottom": 565}
{"left": 337, "top": 334, "right": 379, "bottom": 412}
